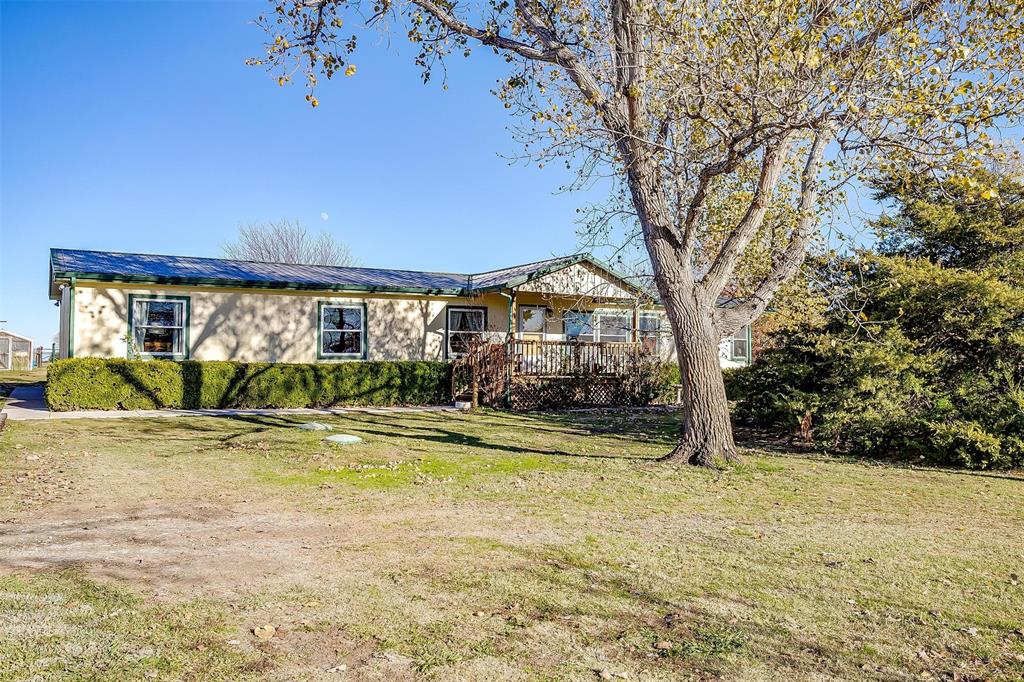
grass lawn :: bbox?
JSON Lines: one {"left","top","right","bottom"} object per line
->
{"left": 0, "top": 408, "right": 1022, "bottom": 680}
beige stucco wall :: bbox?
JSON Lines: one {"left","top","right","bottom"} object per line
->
{"left": 63, "top": 273, "right": 747, "bottom": 367}
{"left": 71, "top": 284, "right": 510, "bottom": 362}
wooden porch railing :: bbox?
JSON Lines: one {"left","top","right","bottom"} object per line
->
{"left": 509, "top": 339, "right": 641, "bottom": 377}
{"left": 451, "top": 340, "right": 510, "bottom": 407}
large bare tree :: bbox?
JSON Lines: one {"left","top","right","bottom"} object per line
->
{"left": 223, "top": 219, "right": 357, "bottom": 266}
{"left": 249, "top": 0, "right": 1024, "bottom": 465}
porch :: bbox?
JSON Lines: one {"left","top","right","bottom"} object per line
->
{"left": 452, "top": 338, "right": 660, "bottom": 411}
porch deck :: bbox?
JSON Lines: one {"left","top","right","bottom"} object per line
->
{"left": 453, "top": 338, "right": 655, "bottom": 410}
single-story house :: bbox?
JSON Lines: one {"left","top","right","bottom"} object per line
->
{"left": 48, "top": 248, "right": 752, "bottom": 367}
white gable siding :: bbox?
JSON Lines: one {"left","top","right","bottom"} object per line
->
{"left": 515, "top": 262, "right": 634, "bottom": 300}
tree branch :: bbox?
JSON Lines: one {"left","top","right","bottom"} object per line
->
{"left": 509, "top": 0, "right": 619, "bottom": 124}
{"left": 678, "top": 126, "right": 789, "bottom": 258}
{"left": 717, "top": 127, "right": 832, "bottom": 335}
{"left": 408, "top": 0, "right": 557, "bottom": 62}
{"left": 611, "top": 0, "right": 642, "bottom": 129}
{"left": 834, "top": 0, "right": 941, "bottom": 60}
{"left": 699, "top": 133, "right": 794, "bottom": 303}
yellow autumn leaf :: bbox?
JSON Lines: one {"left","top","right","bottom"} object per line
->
{"left": 345, "top": 65, "right": 357, "bottom": 77}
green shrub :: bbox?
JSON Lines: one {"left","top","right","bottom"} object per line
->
{"left": 652, "top": 362, "right": 744, "bottom": 404}
{"left": 46, "top": 358, "right": 186, "bottom": 411}
{"left": 45, "top": 358, "right": 452, "bottom": 411}
{"left": 721, "top": 368, "right": 744, "bottom": 402}
{"left": 650, "top": 362, "right": 679, "bottom": 403}
{"left": 729, "top": 169, "right": 1024, "bottom": 470}
{"left": 732, "top": 293, "right": 1022, "bottom": 470}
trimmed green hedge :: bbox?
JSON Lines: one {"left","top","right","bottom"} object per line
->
{"left": 45, "top": 358, "right": 452, "bottom": 411}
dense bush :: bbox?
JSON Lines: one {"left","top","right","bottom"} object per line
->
{"left": 734, "top": 322, "right": 1024, "bottom": 469}
{"left": 653, "top": 362, "right": 744, "bottom": 404}
{"left": 652, "top": 362, "right": 680, "bottom": 403}
{"left": 45, "top": 358, "right": 452, "bottom": 411}
{"left": 732, "top": 170, "right": 1024, "bottom": 470}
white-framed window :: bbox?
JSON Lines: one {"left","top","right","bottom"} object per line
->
{"left": 564, "top": 310, "right": 594, "bottom": 342}
{"left": 129, "top": 295, "right": 189, "bottom": 359}
{"left": 638, "top": 313, "right": 661, "bottom": 354}
{"left": 731, "top": 325, "right": 751, "bottom": 363}
{"left": 596, "top": 311, "right": 631, "bottom": 343}
{"left": 319, "top": 302, "right": 366, "bottom": 359}
{"left": 447, "top": 306, "right": 486, "bottom": 357}
{"left": 517, "top": 305, "right": 549, "bottom": 339}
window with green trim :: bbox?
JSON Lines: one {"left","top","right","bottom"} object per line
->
{"left": 731, "top": 325, "right": 751, "bottom": 362}
{"left": 517, "top": 306, "right": 548, "bottom": 338}
{"left": 447, "top": 306, "right": 486, "bottom": 356}
{"left": 320, "top": 304, "right": 366, "bottom": 358}
{"left": 596, "top": 311, "right": 631, "bottom": 343}
{"left": 638, "top": 313, "right": 661, "bottom": 354}
{"left": 130, "top": 297, "right": 189, "bottom": 358}
{"left": 564, "top": 311, "right": 594, "bottom": 342}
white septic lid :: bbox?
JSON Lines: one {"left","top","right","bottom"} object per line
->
{"left": 324, "top": 434, "right": 363, "bottom": 445}
{"left": 296, "top": 422, "right": 333, "bottom": 431}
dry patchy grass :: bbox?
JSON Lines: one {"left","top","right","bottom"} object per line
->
{"left": 0, "top": 409, "right": 1022, "bottom": 681}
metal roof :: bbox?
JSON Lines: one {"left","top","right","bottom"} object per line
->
{"left": 48, "top": 248, "right": 623, "bottom": 298}
{"left": 467, "top": 254, "right": 592, "bottom": 290}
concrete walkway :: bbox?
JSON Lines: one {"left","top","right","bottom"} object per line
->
{"left": 2, "top": 385, "right": 463, "bottom": 421}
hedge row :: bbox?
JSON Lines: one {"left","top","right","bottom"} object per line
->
{"left": 45, "top": 358, "right": 452, "bottom": 411}
{"left": 652, "top": 363, "right": 744, "bottom": 403}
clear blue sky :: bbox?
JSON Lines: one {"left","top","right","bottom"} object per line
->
{"left": 1, "top": 0, "right": 593, "bottom": 347}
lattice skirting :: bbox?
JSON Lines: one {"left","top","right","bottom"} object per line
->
{"left": 508, "top": 376, "right": 651, "bottom": 411}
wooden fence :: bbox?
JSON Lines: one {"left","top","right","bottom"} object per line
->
{"left": 451, "top": 341, "right": 509, "bottom": 408}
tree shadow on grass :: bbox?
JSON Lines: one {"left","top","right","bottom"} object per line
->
{"left": 354, "top": 424, "right": 657, "bottom": 461}
{"left": 473, "top": 541, "right": 856, "bottom": 677}
{"left": 45, "top": 417, "right": 241, "bottom": 444}
{"left": 731, "top": 426, "right": 1024, "bottom": 482}
{"left": 357, "top": 410, "right": 663, "bottom": 461}
{"left": 339, "top": 408, "right": 674, "bottom": 443}
{"left": 214, "top": 411, "right": 657, "bottom": 461}
{"left": 488, "top": 408, "right": 682, "bottom": 444}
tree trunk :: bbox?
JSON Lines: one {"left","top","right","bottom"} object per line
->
{"left": 660, "top": 302, "right": 741, "bottom": 467}
{"left": 612, "top": 145, "right": 740, "bottom": 466}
